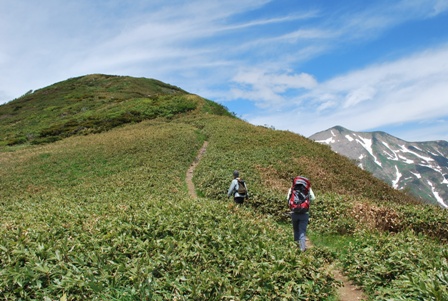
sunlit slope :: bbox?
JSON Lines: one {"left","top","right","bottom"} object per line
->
{"left": 189, "top": 115, "right": 447, "bottom": 300}
{"left": 0, "top": 119, "right": 337, "bottom": 300}
{"left": 189, "top": 114, "right": 446, "bottom": 240}
{"left": 0, "top": 74, "right": 231, "bottom": 148}
{"left": 192, "top": 114, "right": 419, "bottom": 206}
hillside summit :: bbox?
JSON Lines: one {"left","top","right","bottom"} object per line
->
{"left": 0, "top": 74, "right": 232, "bottom": 148}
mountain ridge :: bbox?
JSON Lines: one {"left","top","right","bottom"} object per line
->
{"left": 310, "top": 125, "right": 448, "bottom": 208}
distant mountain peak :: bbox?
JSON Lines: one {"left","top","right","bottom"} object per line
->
{"left": 310, "top": 126, "right": 448, "bottom": 209}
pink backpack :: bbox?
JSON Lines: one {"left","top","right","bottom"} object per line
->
{"left": 288, "top": 176, "right": 311, "bottom": 213}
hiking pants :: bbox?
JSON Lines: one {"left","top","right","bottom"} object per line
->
{"left": 291, "top": 212, "right": 309, "bottom": 251}
{"left": 234, "top": 196, "right": 245, "bottom": 204}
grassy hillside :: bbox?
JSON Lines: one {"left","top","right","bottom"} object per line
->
{"left": 0, "top": 74, "right": 231, "bottom": 147}
{"left": 1, "top": 75, "right": 447, "bottom": 300}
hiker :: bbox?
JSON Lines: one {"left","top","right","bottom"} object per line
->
{"left": 287, "top": 176, "right": 315, "bottom": 252}
{"left": 227, "top": 170, "right": 248, "bottom": 204}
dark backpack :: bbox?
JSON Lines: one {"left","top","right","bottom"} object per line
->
{"left": 288, "top": 176, "right": 311, "bottom": 213}
{"left": 236, "top": 178, "right": 247, "bottom": 195}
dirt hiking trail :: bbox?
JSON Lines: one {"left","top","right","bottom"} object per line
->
{"left": 186, "top": 141, "right": 367, "bottom": 301}
{"left": 333, "top": 268, "right": 367, "bottom": 301}
{"left": 186, "top": 141, "right": 208, "bottom": 199}
{"left": 307, "top": 240, "right": 366, "bottom": 301}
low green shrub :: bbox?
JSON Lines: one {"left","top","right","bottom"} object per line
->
{"left": 339, "top": 231, "right": 447, "bottom": 300}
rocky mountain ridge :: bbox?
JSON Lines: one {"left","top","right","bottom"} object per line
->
{"left": 310, "top": 126, "right": 448, "bottom": 208}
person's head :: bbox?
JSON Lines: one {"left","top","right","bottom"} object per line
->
{"left": 233, "top": 170, "right": 239, "bottom": 178}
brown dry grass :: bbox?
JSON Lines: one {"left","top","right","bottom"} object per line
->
{"left": 294, "top": 156, "right": 338, "bottom": 187}
{"left": 351, "top": 202, "right": 402, "bottom": 232}
{"left": 255, "top": 164, "right": 288, "bottom": 191}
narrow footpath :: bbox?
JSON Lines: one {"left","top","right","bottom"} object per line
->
{"left": 186, "top": 141, "right": 208, "bottom": 199}
{"left": 333, "top": 268, "right": 367, "bottom": 301}
{"left": 185, "top": 141, "right": 367, "bottom": 301}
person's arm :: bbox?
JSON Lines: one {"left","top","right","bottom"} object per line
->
{"left": 309, "top": 188, "right": 316, "bottom": 202}
{"left": 227, "top": 179, "right": 237, "bottom": 197}
{"left": 286, "top": 188, "right": 291, "bottom": 206}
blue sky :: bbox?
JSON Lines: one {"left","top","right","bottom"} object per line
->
{"left": 1, "top": 0, "right": 448, "bottom": 142}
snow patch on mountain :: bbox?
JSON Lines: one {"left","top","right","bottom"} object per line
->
{"left": 318, "top": 137, "right": 335, "bottom": 144}
{"left": 399, "top": 145, "right": 433, "bottom": 162}
{"left": 398, "top": 154, "right": 414, "bottom": 164}
{"left": 428, "top": 180, "right": 448, "bottom": 208}
{"left": 382, "top": 142, "right": 399, "bottom": 160}
{"left": 392, "top": 165, "right": 402, "bottom": 189}
{"left": 355, "top": 135, "right": 382, "bottom": 167}
{"left": 410, "top": 171, "right": 422, "bottom": 179}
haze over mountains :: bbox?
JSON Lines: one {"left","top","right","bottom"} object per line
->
{"left": 310, "top": 126, "right": 448, "bottom": 208}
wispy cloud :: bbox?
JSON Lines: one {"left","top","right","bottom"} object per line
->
{"left": 225, "top": 1, "right": 448, "bottom": 106}
{"left": 307, "top": 44, "right": 448, "bottom": 112}
{"left": 229, "top": 69, "right": 317, "bottom": 108}
{"left": 247, "top": 44, "right": 448, "bottom": 140}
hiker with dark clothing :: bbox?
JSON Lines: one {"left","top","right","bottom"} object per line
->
{"left": 287, "top": 176, "right": 316, "bottom": 252}
{"left": 227, "top": 170, "right": 248, "bottom": 204}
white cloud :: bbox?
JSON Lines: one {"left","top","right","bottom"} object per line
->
{"left": 230, "top": 69, "right": 317, "bottom": 108}
{"left": 0, "top": 1, "right": 267, "bottom": 102}
{"left": 343, "top": 86, "right": 376, "bottom": 108}
{"left": 311, "top": 45, "right": 448, "bottom": 118}
{"left": 432, "top": 0, "right": 448, "bottom": 15}
{"left": 247, "top": 44, "right": 448, "bottom": 141}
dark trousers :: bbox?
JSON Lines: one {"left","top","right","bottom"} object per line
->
{"left": 234, "top": 197, "right": 245, "bottom": 204}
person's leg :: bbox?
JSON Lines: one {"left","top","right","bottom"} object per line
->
{"left": 291, "top": 213, "right": 300, "bottom": 242}
{"left": 298, "top": 214, "right": 309, "bottom": 251}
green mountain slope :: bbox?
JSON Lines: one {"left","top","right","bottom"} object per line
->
{"left": 1, "top": 75, "right": 447, "bottom": 300}
{"left": 0, "top": 74, "right": 231, "bottom": 147}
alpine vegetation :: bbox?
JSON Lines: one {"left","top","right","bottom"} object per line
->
{"left": 1, "top": 75, "right": 447, "bottom": 300}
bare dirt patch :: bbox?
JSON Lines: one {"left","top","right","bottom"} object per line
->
{"left": 333, "top": 268, "right": 367, "bottom": 301}
{"left": 254, "top": 164, "right": 287, "bottom": 190}
{"left": 351, "top": 202, "right": 401, "bottom": 232}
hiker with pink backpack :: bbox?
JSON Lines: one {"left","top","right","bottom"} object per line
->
{"left": 287, "top": 176, "right": 316, "bottom": 252}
